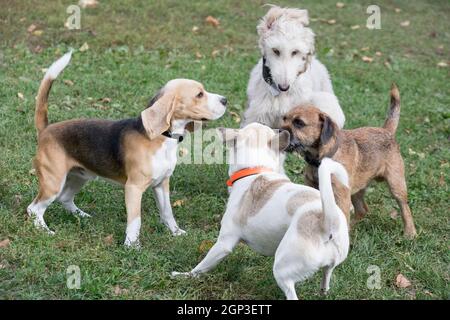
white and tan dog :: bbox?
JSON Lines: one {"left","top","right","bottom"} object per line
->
{"left": 27, "top": 51, "right": 227, "bottom": 246}
{"left": 243, "top": 6, "right": 345, "bottom": 129}
{"left": 172, "top": 123, "right": 350, "bottom": 299}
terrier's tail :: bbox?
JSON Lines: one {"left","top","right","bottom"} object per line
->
{"left": 318, "top": 158, "right": 349, "bottom": 237}
{"left": 383, "top": 83, "right": 401, "bottom": 134}
{"left": 35, "top": 50, "right": 72, "bottom": 135}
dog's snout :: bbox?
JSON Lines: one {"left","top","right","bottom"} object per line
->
{"left": 278, "top": 84, "right": 290, "bottom": 92}
{"left": 220, "top": 97, "right": 228, "bottom": 106}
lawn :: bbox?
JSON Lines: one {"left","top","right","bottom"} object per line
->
{"left": 0, "top": 0, "right": 449, "bottom": 299}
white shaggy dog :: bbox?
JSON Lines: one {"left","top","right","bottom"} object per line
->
{"left": 172, "top": 123, "right": 350, "bottom": 299}
{"left": 243, "top": 6, "right": 345, "bottom": 129}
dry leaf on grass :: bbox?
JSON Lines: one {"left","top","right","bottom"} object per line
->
{"left": 64, "top": 79, "right": 74, "bottom": 86}
{"left": 390, "top": 210, "right": 399, "bottom": 219}
{"left": 350, "top": 25, "right": 360, "bottom": 30}
{"left": 173, "top": 199, "right": 186, "bottom": 207}
{"left": 33, "top": 30, "right": 43, "bottom": 36}
{"left": 211, "top": 49, "right": 220, "bottom": 58}
{"left": 361, "top": 56, "right": 373, "bottom": 63}
{"left": 336, "top": 2, "right": 345, "bottom": 9}
{"left": 113, "top": 285, "right": 128, "bottom": 296}
{"left": 229, "top": 111, "right": 241, "bottom": 123}
{"left": 195, "top": 52, "right": 203, "bottom": 59}
{"left": 395, "top": 274, "right": 412, "bottom": 288}
{"left": 375, "top": 51, "right": 382, "bottom": 56}
{"left": 79, "top": 0, "right": 99, "bottom": 9}
{"left": 192, "top": 26, "right": 199, "bottom": 33}
{"left": 27, "top": 24, "right": 37, "bottom": 33}
{"left": 17, "top": 92, "right": 25, "bottom": 100}
{"left": 395, "top": 8, "right": 402, "bottom": 13}
{"left": 437, "top": 61, "right": 448, "bottom": 68}
{"left": 198, "top": 240, "right": 214, "bottom": 254}
{"left": 400, "top": 21, "right": 410, "bottom": 27}
{"left": 79, "top": 42, "right": 89, "bottom": 52}
{"left": 0, "top": 239, "right": 11, "bottom": 248}
{"left": 327, "top": 19, "right": 336, "bottom": 25}
{"left": 205, "top": 16, "right": 220, "bottom": 27}
{"left": 103, "top": 234, "right": 114, "bottom": 245}
{"left": 99, "top": 97, "right": 111, "bottom": 103}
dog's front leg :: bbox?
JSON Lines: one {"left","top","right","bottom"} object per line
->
{"left": 124, "top": 183, "right": 145, "bottom": 247}
{"left": 172, "top": 232, "right": 240, "bottom": 278}
{"left": 153, "top": 178, "right": 185, "bottom": 236}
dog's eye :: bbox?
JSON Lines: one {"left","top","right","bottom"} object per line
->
{"left": 293, "top": 118, "right": 305, "bottom": 128}
{"left": 196, "top": 91, "right": 204, "bottom": 98}
{"left": 272, "top": 48, "right": 280, "bottom": 56}
{"left": 292, "top": 50, "right": 299, "bottom": 56}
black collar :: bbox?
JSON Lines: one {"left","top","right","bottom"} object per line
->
{"left": 262, "top": 57, "right": 281, "bottom": 96}
{"left": 304, "top": 151, "right": 321, "bottom": 167}
{"left": 162, "top": 130, "right": 184, "bottom": 143}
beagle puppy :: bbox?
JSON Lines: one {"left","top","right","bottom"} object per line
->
{"left": 27, "top": 51, "right": 227, "bottom": 246}
{"left": 282, "top": 84, "right": 417, "bottom": 238}
{"left": 172, "top": 123, "right": 350, "bottom": 300}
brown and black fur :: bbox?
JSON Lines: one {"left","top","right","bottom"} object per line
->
{"left": 282, "top": 84, "right": 417, "bottom": 238}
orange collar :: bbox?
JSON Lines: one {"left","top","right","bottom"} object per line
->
{"left": 226, "top": 167, "right": 273, "bottom": 187}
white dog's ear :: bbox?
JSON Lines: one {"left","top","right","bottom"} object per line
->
{"left": 141, "top": 91, "right": 178, "bottom": 140}
{"left": 257, "top": 5, "right": 284, "bottom": 35}
{"left": 269, "top": 129, "right": 291, "bottom": 151}
{"left": 287, "top": 8, "right": 309, "bottom": 26}
{"left": 217, "top": 127, "right": 239, "bottom": 146}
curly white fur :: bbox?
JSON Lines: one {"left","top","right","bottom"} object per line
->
{"left": 243, "top": 6, "right": 345, "bottom": 129}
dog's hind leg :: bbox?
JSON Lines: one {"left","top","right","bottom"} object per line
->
{"left": 320, "top": 265, "right": 336, "bottom": 295}
{"left": 57, "top": 170, "right": 91, "bottom": 217}
{"left": 351, "top": 189, "right": 369, "bottom": 222}
{"left": 27, "top": 163, "right": 67, "bottom": 234}
{"left": 153, "top": 178, "right": 185, "bottom": 236}
{"left": 384, "top": 156, "right": 417, "bottom": 238}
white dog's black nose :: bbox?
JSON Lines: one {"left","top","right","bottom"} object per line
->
{"left": 220, "top": 97, "right": 228, "bottom": 106}
{"left": 278, "top": 84, "right": 290, "bottom": 91}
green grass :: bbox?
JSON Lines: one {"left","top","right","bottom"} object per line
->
{"left": 0, "top": 0, "right": 449, "bottom": 299}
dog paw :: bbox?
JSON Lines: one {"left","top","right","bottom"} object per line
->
{"left": 404, "top": 229, "right": 417, "bottom": 239}
{"left": 171, "top": 271, "right": 197, "bottom": 278}
{"left": 123, "top": 239, "right": 141, "bottom": 249}
{"left": 73, "top": 209, "right": 91, "bottom": 218}
{"left": 172, "top": 228, "right": 187, "bottom": 236}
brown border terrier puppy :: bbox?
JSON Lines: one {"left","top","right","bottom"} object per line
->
{"left": 282, "top": 84, "right": 417, "bottom": 238}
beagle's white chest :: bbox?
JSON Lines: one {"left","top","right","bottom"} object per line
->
{"left": 150, "top": 138, "right": 178, "bottom": 186}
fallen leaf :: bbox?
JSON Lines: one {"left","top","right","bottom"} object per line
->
{"left": 173, "top": 199, "right": 186, "bottom": 207}
{"left": 103, "top": 234, "right": 114, "bottom": 245}
{"left": 384, "top": 61, "right": 392, "bottom": 69}
{"left": 390, "top": 210, "right": 398, "bottom": 219}
{"left": 229, "top": 111, "right": 241, "bottom": 123}
{"left": 17, "top": 92, "right": 24, "bottom": 100}
{"left": 395, "top": 8, "right": 402, "bottom": 13}
{"left": 99, "top": 97, "right": 111, "bottom": 103}
{"left": 79, "top": 0, "right": 99, "bottom": 9}
{"left": 437, "top": 61, "right": 448, "bottom": 68}
{"left": 375, "top": 51, "right": 382, "bottom": 56}
{"left": 27, "top": 24, "right": 37, "bottom": 33}
{"left": 32, "top": 45, "right": 43, "bottom": 53}
{"left": 112, "top": 285, "right": 128, "bottom": 296}
{"left": 327, "top": 19, "right": 336, "bottom": 25}
{"left": 64, "top": 79, "right": 74, "bottom": 86}
{"left": 20, "top": 17, "right": 26, "bottom": 22}
{"left": 0, "top": 239, "right": 10, "bottom": 248}
{"left": 79, "top": 42, "right": 89, "bottom": 52}
{"left": 205, "top": 15, "right": 220, "bottom": 27}
{"left": 198, "top": 240, "right": 214, "bottom": 254}
{"left": 400, "top": 20, "right": 410, "bottom": 27}
{"left": 361, "top": 56, "right": 373, "bottom": 63}
{"left": 336, "top": 2, "right": 345, "bottom": 9}
{"left": 350, "top": 25, "right": 360, "bottom": 30}
{"left": 360, "top": 47, "right": 370, "bottom": 51}
{"left": 192, "top": 26, "right": 199, "bottom": 33}
{"left": 395, "top": 274, "right": 412, "bottom": 288}
{"left": 211, "top": 49, "right": 220, "bottom": 58}
{"left": 195, "top": 52, "right": 203, "bottom": 59}
{"left": 33, "top": 30, "right": 43, "bottom": 36}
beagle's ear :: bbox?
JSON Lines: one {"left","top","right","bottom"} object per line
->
{"left": 216, "top": 127, "right": 239, "bottom": 147}
{"left": 318, "top": 113, "right": 338, "bottom": 158}
{"left": 141, "top": 91, "right": 177, "bottom": 140}
{"left": 269, "top": 129, "right": 291, "bottom": 151}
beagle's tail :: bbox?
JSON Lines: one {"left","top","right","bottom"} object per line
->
{"left": 318, "top": 157, "right": 349, "bottom": 237}
{"left": 383, "top": 83, "right": 401, "bottom": 134}
{"left": 35, "top": 50, "right": 72, "bottom": 135}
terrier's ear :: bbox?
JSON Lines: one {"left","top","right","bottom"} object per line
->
{"left": 269, "top": 129, "right": 291, "bottom": 151}
{"left": 217, "top": 127, "right": 239, "bottom": 147}
{"left": 141, "top": 91, "right": 178, "bottom": 140}
{"left": 257, "top": 5, "right": 284, "bottom": 35}
{"left": 318, "top": 113, "right": 338, "bottom": 158}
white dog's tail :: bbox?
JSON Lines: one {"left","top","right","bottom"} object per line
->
{"left": 35, "top": 50, "right": 73, "bottom": 135}
{"left": 318, "top": 157, "right": 349, "bottom": 237}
